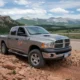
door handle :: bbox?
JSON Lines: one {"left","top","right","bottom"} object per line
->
{"left": 8, "top": 37, "right": 11, "bottom": 39}
{"left": 15, "top": 38, "right": 18, "bottom": 40}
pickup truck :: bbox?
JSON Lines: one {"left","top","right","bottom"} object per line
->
{"left": 0, "top": 26, "right": 71, "bottom": 68}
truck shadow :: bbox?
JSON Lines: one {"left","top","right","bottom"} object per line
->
{"left": 8, "top": 51, "right": 28, "bottom": 63}
{"left": 7, "top": 51, "right": 69, "bottom": 70}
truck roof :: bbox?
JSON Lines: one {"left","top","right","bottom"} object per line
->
{"left": 12, "top": 26, "right": 41, "bottom": 28}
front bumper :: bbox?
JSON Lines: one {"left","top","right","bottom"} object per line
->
{"left": 42, "top": 47, "right": 72, "bottom": 59}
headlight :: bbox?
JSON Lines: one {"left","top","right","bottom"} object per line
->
{"left": 41, "top": 42, "right": 54, "bottom": 48}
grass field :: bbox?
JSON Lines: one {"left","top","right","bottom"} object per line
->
{"left": 58, "top": 33, "right": 80, "bottom": 39}
{"left": 49, "top": 29, "right": 80, "bottom": 39}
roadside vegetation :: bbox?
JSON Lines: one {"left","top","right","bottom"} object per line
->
{"left": 51, "top": 29, "right": 80, "bottom": 39}
{"left": 58, "top": 33, "right": 80, "bottom": 39}
{"left": 37, "top": 25, "right": 80, "bottom": 39}
{"left": 49, "top": 29, "right": 80, "bottom": 39}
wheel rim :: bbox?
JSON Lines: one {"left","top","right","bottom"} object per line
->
{"left": 1, "top": 44, "right": 5, "bottom": 53}
{"left": 31, "top": 53, "right": 40, "bottom": 66}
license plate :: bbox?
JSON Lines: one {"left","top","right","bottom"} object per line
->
{"left": 64, "top": 53, "right": 69, "bottom": 58}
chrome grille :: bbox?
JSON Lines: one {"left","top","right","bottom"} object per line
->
{"left": 55, "top": 44, "right": 63, "bottom": 48}
{"left": 55, "top": 40, "right": 63, "bottom": 43}
{"left": 54, "top": 39, "right": 70, "bottom": 48}
{"left": 65, "top": 39, "right": 70, "bottom": 43}
{"left": 65, "top": 43, "right": 69, "bottom": 47}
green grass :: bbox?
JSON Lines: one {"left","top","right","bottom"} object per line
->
{"left": 55, "top": 33, "right": 80, "bottom": 39}
{"left": 50, "top": 29, "right": 80, "bottom": 39}
{"left": 50, "top": 29, "right": 80, "bottom": 33}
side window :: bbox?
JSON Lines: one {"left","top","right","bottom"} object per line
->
{"left": 10, "top": 27, "right": 16, "bottom": 35}
{"left": 17, "top": 27, "right": 26, "bottom": 36}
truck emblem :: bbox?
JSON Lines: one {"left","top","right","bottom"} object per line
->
{"left": 18, "top": 41, "right": 23, "bottom": 46}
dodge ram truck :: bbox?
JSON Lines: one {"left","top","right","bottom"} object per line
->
{"left": 0, "top": 26, "right": 71, "bottom": 68}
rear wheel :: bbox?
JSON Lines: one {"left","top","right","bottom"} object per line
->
{"left": 1, "top": 43, "right": 8, "bottom": 54}
{"left": 28, "top": 49, "right": 45, "bottom": 68}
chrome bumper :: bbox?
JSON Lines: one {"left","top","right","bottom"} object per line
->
{"left": 42, "top": 51, "right": 71, "bottom": 59}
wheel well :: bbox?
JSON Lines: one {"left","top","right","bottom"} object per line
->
{"left": 1, "top": 40, "right": 5, "bottom": 44}
{"left": 28, "top": 45, "right": 41, "bottom": 53}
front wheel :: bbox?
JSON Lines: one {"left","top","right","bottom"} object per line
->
{"left": 1, "top": 43, "right": 8, "bottom": 54}
{"left": 28, "top": 49, "right": 45, "bottom": 68}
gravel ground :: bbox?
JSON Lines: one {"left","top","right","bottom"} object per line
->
{"left": 0, "top": 50, "right": 80, "bottom": 80}
{"left": 0, "top": 40, "right": 80, "bottom": 80}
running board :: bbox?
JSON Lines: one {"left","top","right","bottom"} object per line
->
{"left": 9, "top": 50, "right": 28, "bottom": 57}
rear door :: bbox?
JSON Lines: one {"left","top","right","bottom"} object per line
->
{"left": 8, "top": 27, "right": 18, "bottom": 50}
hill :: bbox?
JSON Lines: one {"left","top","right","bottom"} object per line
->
{"left": 17, "top": 17, "right": 80, "bottom": 27}
{"left": 0, "top": 16, "right": 23, "bottom": 33}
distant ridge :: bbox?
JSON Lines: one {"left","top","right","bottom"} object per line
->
{"left": 17, "top": 17, "right": 80, "bottom": 26}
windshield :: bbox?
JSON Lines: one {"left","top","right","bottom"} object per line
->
{"left": 26, "top": 27, "right": 49, "bottom": 35}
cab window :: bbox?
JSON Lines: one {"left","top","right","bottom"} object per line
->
{"left": 17, "top": 27, "right": 26, "bottom": 36}
{"left": 10, "top": 27, "right": 17, "bottom": 35}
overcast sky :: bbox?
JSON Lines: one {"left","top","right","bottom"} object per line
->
{"left": 0, "top": 0, "right": 80, "bottom": 19}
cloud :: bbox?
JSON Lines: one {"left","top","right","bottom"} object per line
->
{"left": 46, "top": 0, "right": 80, "bottom": 9}
{"left": 0, "top": 8, "right": 47, "bottom": 19}
{"left": 31, "top": 1, "right": 45, "bottom": 8}
{"left": 0, "top": 7, "right": 80, "bottom": 19}
{"left": 0, "top": 0, "right": 6, "bottom": 7}
{"left": 77, "top": 8, "right": 80, "bottom": 11}
{"left": 0, "top": 0, "right": 80, "bottom": 19}
{"left": 0, "top": 8, "right": 46, "bottom": 15}
{"left": 54, "top": 14, "right": 80, "bottom": 19}
{"left": 14, "top": 0, "right": 30, "bottom": 5}
{"left": 64, "top": 14, "right": 80, "bottom": 19}
{"left": 50, "top": 7, "right": 69, "bottom": 14}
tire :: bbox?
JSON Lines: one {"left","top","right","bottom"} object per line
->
{"left": 28, "top": 49, "right": 45, "bottom": 68}
{"left": 1, "top": 42, "right": 8, "bottom": 54}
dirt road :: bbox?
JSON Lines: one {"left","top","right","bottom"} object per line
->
{"left": 71, "top": 39, "right": 80, "bottom": 50}
{"left": 0, "top": 40, "right": 80, "bottom": 80}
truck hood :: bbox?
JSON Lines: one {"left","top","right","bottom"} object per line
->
{"left": 30, "top": 34, "right": 69, "bottom": 43}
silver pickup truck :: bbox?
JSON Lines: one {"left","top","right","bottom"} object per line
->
{"left": 0, "top": 26, "right": 71, "bottom": 68}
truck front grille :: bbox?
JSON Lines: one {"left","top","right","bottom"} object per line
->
{"left": 55, "top": 40, "right": 63, "bottom": 43}
{"left": 65, "top": 43, "right": 69, "bottom": 47}
{"left": 55, "top": 44, "right": 63, "bottom": 48}
{"left": 54, "top": 39, "right": 70, "bottom": 49}
{"left": 65, "top": 39, "right": 70, "bottom": 43}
